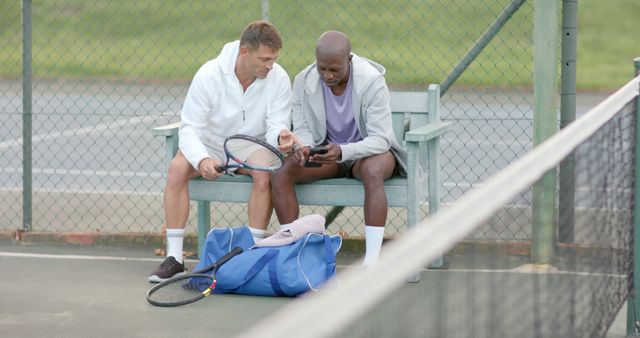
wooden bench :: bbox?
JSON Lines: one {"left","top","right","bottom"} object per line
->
{"left": 152, "top": 84, "right": 450, "bottom": 278}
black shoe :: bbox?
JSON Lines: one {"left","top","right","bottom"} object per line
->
{"left": 148, "top": 256, "right": 185, "bottom": 283}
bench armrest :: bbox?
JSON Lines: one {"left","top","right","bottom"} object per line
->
{"left": 152, "top": 122, "right": 181, "bottom": 169}
{"left": 404, "top": 122, "right": 451, "bottom": 143}
{"left": 152, "top": 122, "right": 180, "bottom": 137}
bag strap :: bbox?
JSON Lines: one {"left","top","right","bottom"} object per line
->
{"left": 324, "top": 235, "right": 336, "bottom": 277}
{"left": 264, "top": 236, "right": 336, "bottom": 296}
{"left": 267, "top": 254, "right": 287, "bottom": 297}
{"left": 243, "top": 249, "right": 278, "bottom": 282}
{"left": 241, "top": 249, "right": 289, "bottom": 297}
{"left": 228, "top": 236, "right": 337, "bottom": 296}
{"left": 299, "top": 234, "right": 337, "bottom": 292}
{"left": 219, "top": 249, "right": 278, "bottom": 291}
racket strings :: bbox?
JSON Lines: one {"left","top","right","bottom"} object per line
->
{"left": 147, "top": 275, "right": 213, "bottom": 305}
{"left": 226, "top": 138, "right": 283, "bottom": 170}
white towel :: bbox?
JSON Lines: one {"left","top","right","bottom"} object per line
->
{"left": 256, "top": 214, "right": 326, "bottom": 247}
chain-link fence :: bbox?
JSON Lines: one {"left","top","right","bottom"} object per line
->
{"left": 2, "top": 1, "right": 539, "bottom": 240}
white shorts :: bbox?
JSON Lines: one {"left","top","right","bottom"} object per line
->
{"left": 203, "top": 143, "right": 242, "bottom": 175}
{"left": 203, "top": 143, "right": 226, "bottom": 165}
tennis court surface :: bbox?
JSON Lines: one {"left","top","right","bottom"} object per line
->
{"left": 0, "top": 240, "right": 627, "bottom": 338}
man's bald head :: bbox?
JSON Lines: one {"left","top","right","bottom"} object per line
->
{"left": 316, "top": 31, "right": 351, "bottom": 59}
{"left": 315, "top": 31, "right": 352, "bottom": 92}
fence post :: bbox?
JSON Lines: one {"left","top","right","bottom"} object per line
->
{"left": 627, "top": 56, "right": 640, "bottom": 338}
{"left": 532, "top": 0, "right": 560, "bottom": 264}
{"left": 440, "top": 0, "right": 526, "bottom": 96}
{"left": 22, "top": 0, "right": 32, "bottom": 232}
{"left": 558, "top": 0, "right": 577, "bottom": 243}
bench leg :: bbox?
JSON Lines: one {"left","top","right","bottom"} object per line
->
{"left": 406, "top": 197, "right": 422, "bottom": 283}
{"left": 197, "top": 201, "right": 210, "bottom": 258}
{"left": 427, "top": 138, "right": 446, "bottom": 269}
{"left": 406, "top": 142, "right": 422, "bottom": 283}
{"left": 325, "top": 206, "right": 345, "bottom": 228}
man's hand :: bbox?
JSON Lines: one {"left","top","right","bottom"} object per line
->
{"left": 198, "top": 158, "right": 224, "bottom": 180}
{"left": 292, "top": 143, "right": 342, "bottom": 167}
{"left": 277, "top": 129, "right": 303, "bottom": 154}
{"left": 309, "top": 143, "right": 342, "bottom": 164}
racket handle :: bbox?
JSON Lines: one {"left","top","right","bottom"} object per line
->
{"left": 214, "top": 165, "right": 225, "bottom": 173}
{"left": 215, "top": 246, "right": 243, "bottom": 269}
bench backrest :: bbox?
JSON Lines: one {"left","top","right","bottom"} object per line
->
{"left": 389, "top": 86, "right": 440, "bottom": 145}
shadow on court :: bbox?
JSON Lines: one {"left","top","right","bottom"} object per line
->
{"left": 0, "top": 241, "right": 627, "bottom": 338}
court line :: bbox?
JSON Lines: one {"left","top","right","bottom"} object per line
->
{"left": 1, "top": 251, "right": 623, "bottom": 278}
{"left": 440, "top": 267, "right": 626, "bottom": 278}
{"left": 340, "top": 263, "right": 626, "bottom": 278}
{"left": 0, "top": 167, "right": 163, "bottom": 178}
{"left": 0, "top": 186, "right": 163, "bottom": 196}
{"left": 0, "top": 114, "right": 160, "bottom": 150}
{"left": 0, "top": 251, "right": 163, "bottom": 262}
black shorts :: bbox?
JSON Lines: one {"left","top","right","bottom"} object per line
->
{"left": 335, "top": 159, "right": 401, "bottom": 178}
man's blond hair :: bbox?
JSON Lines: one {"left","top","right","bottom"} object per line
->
{"left": 240, "top": 21, "right": 283, "bottom": 51}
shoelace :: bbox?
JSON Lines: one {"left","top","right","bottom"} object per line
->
{"left": 160, "top": 258, "right": 180, "bottom": 269}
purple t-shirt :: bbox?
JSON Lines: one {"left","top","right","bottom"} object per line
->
{"left": 323, "top": 68, "right": 362, "bottom": 145}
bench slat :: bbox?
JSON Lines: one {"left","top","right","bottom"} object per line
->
{"left": 152, "top": 122, "right": 180, "bottom": 137}
{"left": 389, "top": 92, "right": 429, "bottom": 113}
{"left": 188, "top": 177, "right": 412, "bottom": 207}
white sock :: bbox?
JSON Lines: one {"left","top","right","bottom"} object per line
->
{"left": 166, "top": 228, "right": 185, "bottom": 263}
{"left": 362, "top": 225, "right": 385, "bottom": 267}
{"left": 248, "top": 226, "right": 266, "bottom": 244}
{"left": 279, "top": 222, "right": 292, "bottom": 230}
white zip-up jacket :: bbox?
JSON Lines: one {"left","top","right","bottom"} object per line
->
{"left": 178, "top": 40, "right": 291, "bottom": 170}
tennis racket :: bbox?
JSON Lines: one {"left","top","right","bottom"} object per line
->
{"left": 215, "top": 134, "right": 285, "bottom": 173}
{"left": 146, "top": 247, "right": 243, "bottom": 307}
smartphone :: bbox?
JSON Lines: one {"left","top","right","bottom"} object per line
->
{"left": 304, "top": 146, "right": 328, "bottom": 167}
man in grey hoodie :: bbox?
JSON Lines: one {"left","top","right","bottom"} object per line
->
{"left": 272, "top": 31, "right": 406, "bottom": 266}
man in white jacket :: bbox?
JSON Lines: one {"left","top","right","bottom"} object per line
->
{"left": 271, "top": 31, "right": 406, "bottom": 267}
{"left": 149, "top": 21, "right": 297, "bottom": 282}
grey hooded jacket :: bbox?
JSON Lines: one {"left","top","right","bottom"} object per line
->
{"left": 291, "top": 53, "right": 407, "bottom": 173}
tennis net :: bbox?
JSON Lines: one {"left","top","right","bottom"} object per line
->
{"left": 238, "top": 75, "right": 639, "bottom": 338}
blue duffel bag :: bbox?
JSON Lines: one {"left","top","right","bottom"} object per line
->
{"left": 214, "top": 232, "right": 342, "bottom": 297}
{"left": 194, "top": 225, "right": 255, "bottom": 271}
